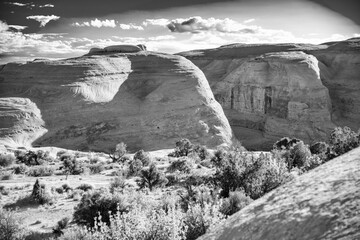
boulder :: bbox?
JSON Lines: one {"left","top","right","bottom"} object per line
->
{"left": 0, "top": 51, "right": 233, "bottom": 152}
{"left": 198, "top": 147, "right": 360, "bottom": 240}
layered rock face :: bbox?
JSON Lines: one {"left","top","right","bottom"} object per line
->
{"left": 0, "top": 49, "right": 233, "bottom": 151}
{"left": 198, "top": 147, "right": 360, "bottom": 240}
{"left": 180, "top": 38, "right": 360, "bottom": 150}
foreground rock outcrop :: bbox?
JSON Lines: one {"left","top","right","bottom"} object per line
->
{"left": 180, "top": 38, "right": 360, "bottom": 150}
{"left": 0, "top": 48, "right": 233, "bottom": 151}
{"left": 198, "top": 147, "right": 360, "bottom": 240}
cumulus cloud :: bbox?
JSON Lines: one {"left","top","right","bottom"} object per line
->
{"left": 5, "top": 2, "right": 27, "bottom": 7}
{"left": 8, "top": 25, "right": 27, "bottom": 31}
{"left": 244, "top": 18, "right": 255, "bottom": 23}
{"left": 119, "top": 23, "right": 144, "bottom": 30}
{"left": 26, "top": 15, "right": 60, "bottom": 27}
{"left": 142, "top": 18, "right": 170, "bottom": 27}
{"left": 72, "top": 18, "right": 116, "bottom": 28}
{"left": 166, "top": 16, "right": 257, "bottom": 33}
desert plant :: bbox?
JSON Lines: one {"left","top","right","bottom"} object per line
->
{"left": 76, "top": 183, "right": 94, "bottom": 192}
{"left": 15, "top": 150, "right": 50, "bottom": 166}
{"left": 273, "top": 137, "right": 301, "bottom": 150}
{"left": 167, "top": 157, "right": 193, "bottom": 173}
{"left": 219, "top": 191, "right": 253, "bottom": 216}
{"left": 128, "top": 159, "right": 143, "bottom": 177}
{"left": 193, "top": 145, "right": 209, "bottom": 160}
{"left": 0, "top": 208, "right": 25, "bottom": 240}
{"left": 138, "top": 163, "right": 168, "bottom": 191}
{"left": 13, "top": 164, "right": 28, "bottom": 174}
{"left": 0, "top": 153, "right": 16, "bottom": 167}
{"left": 109, "top": 142, "right": 127, "bottom": 163}
{"left": 0, "top": 172, "right": 14, "bottom": 180}
{"left": 53, "top": 217, "right": 71, "bottom": 236}
{"left": 62, "top": 183, "right": 72, "bottom": 192}
{"left": 73, "top": 190, "right": 129, "bottom": 227}
{"left": 329, "top": 126, "right": 360, "bottom": 156}
{"left": 133, "top": 149, "right": 151, "bottom": 166}
{"left": 87, "top": 163, "right": 104, "bottom": 174}
{"left": 62, "top": 155, "right": 83, "bottom": 179}
{"left": 31, "top": 179, "right": 53, "bottom": 205}
{"left": 289, "top": 141, "right": 312, "bottom": 169}
{"left": 169, "top": 138, "right": 194, "bottom": 157}
{"left": 109, "top": 177, "right": 126, "bottom": 193}
{"left": 27, "top": 165, "right": 54, "bottom": 177}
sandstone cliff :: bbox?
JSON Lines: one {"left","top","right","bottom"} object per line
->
{"left": 198, "top": 146, "right": 360, "bottom": 240}
{"left": 180, "top": 38, "right": 360, "bottom": 150}
{"left": 0, "top": 47, "right": 233, "bottom": 152}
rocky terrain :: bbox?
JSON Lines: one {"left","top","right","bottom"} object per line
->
{"left": 180, "top": 38, "right": 360, "bottom": 149}
{"left": 198, "top": 146, "right": 360, "bottom": 240}
{"left": 0, "top": 47, "right": 233, "bottom": 152}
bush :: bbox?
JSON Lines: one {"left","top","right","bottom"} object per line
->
{"left": 55, "top": 187, "right": 64, "bottom": 194}
{"left": 167, "top": 157, "right": 193, "bottom": 174}
{"left": 13, "top": 164, "right": 28, "bottom": 174}
{"left": 62, "top": 155, "right": 84, "bottom": 179}
{"left": 0, "top": 208, "right": 25, "bottom": 240}
{"left": 109, "top": 142, "right": 127, "bottom": 163}
{"left": 87, "top": 163, "right": 104, "bottom": 174}
{"left": 53, "top": 217, "right": 70, "bottom": 236}
{"left": 73, "top": 190, "right": 129, "bottom": 227}
{"left": 329, "top": 126, "right": 360, "bottom": 157}
{"left": 193, "top": 145, "right": 209, "bottom": 160}
{"left": 62, "top": 183, "right": 72, "bottom": 192}
{"left": 219, "top": 191, "right": 253, "bottom": 216}
{"left": 169, "top": 138, "right": 194, "bottom": 157}
{"left": 133, "top": 149, "right": 151, "bottom": 166}
{"left": 128, "top": 159, "right": 143, "bottom": 177}
{"left": 137, "top": 163, "right": 168, "bottom": 191}
{"left": 27, "top": 166, "right": 54, "bottom": 177}
{"left": 15, "top": 150, "right": 50, "bottom": 166}
{"left": 0, "top": 172, "right": 14, "bottom": 180}
{"left": 76, "top": 183, "right": 94, "bottom": 192}
{"left": 0, "top": 153, "right": 15, "bottom": 167}
{"left": 288, "top": 141, "right": 312, "bottom": 169}
{"left": 109, "top": 177, "right": 126, "bottom": 193}
{"left": 31, "top": 179, "right": 54, "bottom": 205}
{"left": 273, "top": 137, "right": 300, "bottom": 150}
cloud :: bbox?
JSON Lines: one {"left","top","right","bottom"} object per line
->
{"left": 148, "top": 35, "right": 176, "bottom": 41}
{"left": 5, "top": 2, "right": 27, "bottom": 7}
{"left": 166, "top": 16, "right": 257, "bottom": 33}
{"left": 8, "top": 25, "right": 28, "bottom": 31}
{"left": 72, "top": 18, "right": 116, "bottom": 28}
{"left": 244, "top": 18, "right": 255, "bottom": 24}
{"left": 26, "top": 15, "right": 60, "bottom": 27}
{"left": 39, "top": 4, "right": 55, "bottom": 8}
{"left": 119, "top": 23, "right": 144, "bottom": 30}
{"left": 142, "top": 18, "right": 170, "bottom": 27}
{"left": 0, "top": 21, "right": 9, "bottom": 32}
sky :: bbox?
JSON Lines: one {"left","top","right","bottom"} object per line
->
{"left": 0, "top": 0, "right": 359, "bottom": 64}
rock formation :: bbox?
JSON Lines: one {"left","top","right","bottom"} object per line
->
{"left": 198, "top": 147, "right": 360, "bottom": 240}
{"left": 179, "top": 38, "right": 360, "bottom": 150}
{"left": 0, "top": 48, "right": 233, "bottom": 152}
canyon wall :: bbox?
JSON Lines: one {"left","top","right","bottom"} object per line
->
{"left": 180, "top": 38, "right": 360, "bottom": 149}
{"left": 0, "top": 48, "right": 233, "bottom": 152}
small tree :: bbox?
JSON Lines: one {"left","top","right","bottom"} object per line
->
{"left": 289, "top": 141, "right": 311, "bottom": 169}
{"left": 329, "top": 126, "right": 360, "bottom": 156}
{"left": 133, "top": 149, "right": 151, "bottom": 166}
{"left": 109, "top": 142, "right": 127, "bottom": 163}
{"left": 61, "top": 155, "right": 83, "bottom": 179}
{"left": 138, "top": 163, "right": 168, "bottom": 191}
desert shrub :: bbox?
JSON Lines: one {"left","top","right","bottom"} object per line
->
{"left": 0, "top": 172, "right": 14, "bottom": 180}
{"left": 31, "top": 179, "right": 54, "bottom": 205}
{"left": 165, "top": 173, "right": 182, "bottom": 186}
{"left": 109, "top": 177, "right": 126, "bottom": 193}
{"left": 219, "top": 191, "right": 253, "bottom": 216}
{"left": 183, "top": 202, "right": 224, "bottom": 240}
{"left": 133, "top": 149, "right": 151, "bottom": 166}
{"left": 127, "top": 159, "right": 143, "bottom": 177}
{"left": 87, "top": 163, "right": 104, "bottom": 174}
{"left": 167, "top": 157, "right": 193, "bottom": 174}
{"left": 193, "top": 145, "right": 209, "bottom": 160}
{"left": 329, "top": 126, "right": 360, "bottom": 157}
{"left": 288, "top": 141, "right": 312, "bottom": 169}
{"left": 73, "top": 189, "right": 129, "bottom": 227}
{"left": 109, "top": 142, "right": 127, "bottom": 163}
{"left": 62, "top": 183, "right": 72, "bottom": 192}
{"left": 0, "top": 185, "right": 9, "bottom": 195}
{"left": 169, "top": 138, "right": 194, "bottom": 157}
{"left": 53, "top": 217, "right": 70, "bottom": 236}
{"left": 56, "top": 150, "right": 68, "bottom": 158}
{"left": 214, "top": 151, "right": 290, "bottom": 199}
{"left": 76, "top": 183, "right": 94, "bottom": 192}
{"left": 55, "top": 187, "right": 64, "bottom": 194}
{"left": 0, "top": 153, "right": 16, "bottom": 167}
{"left": 62, "top": 155, "right": 84, "bottom": 179}
{"left": 27, "top": 165, "right": 54, "bottom": 177}
{"left": 137, "top": 163, "right": 168, "bottom": 191}
{"left": 15, "top": 150, "right": 51, "bottom": 166}
{"left": 302, "top": 155, "right": 323, "bottom": 171}
{"left": 69, "top": 189, "right": 84, "bottom": 201}
{"left": 211, "top": 149, "right": 228, "bottom": 168}
{"left": 273, "top": 137, "right": 301, "bottom": 150}
{"left": 0, "top": 208, "right": 25, "bottom": 240}
{"left": 13, "top": 164, "right": 28, "bottom": 174}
